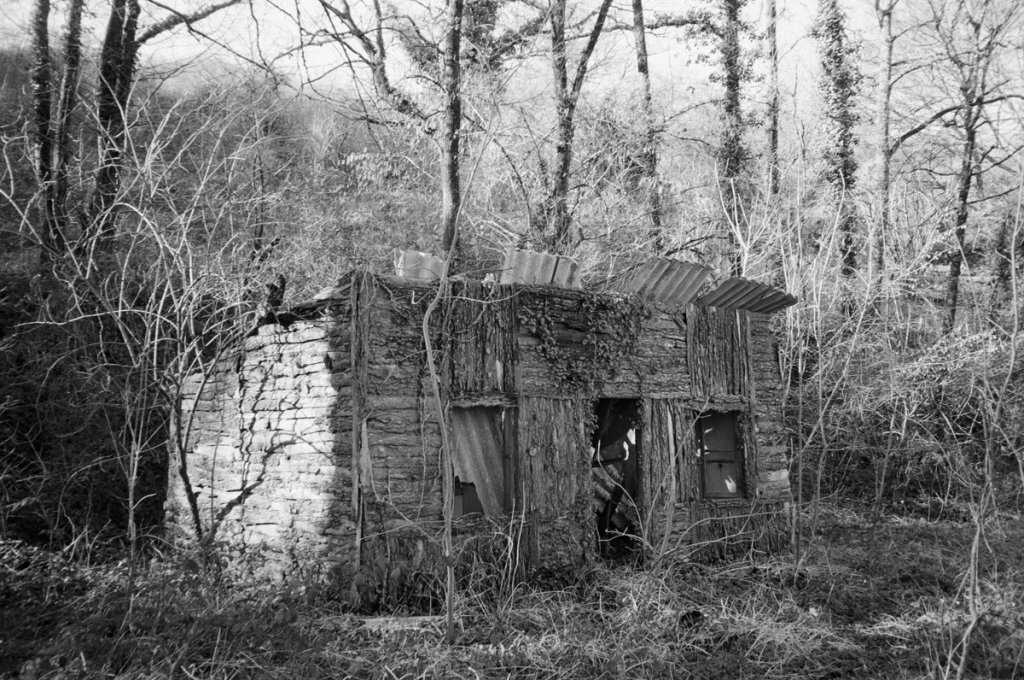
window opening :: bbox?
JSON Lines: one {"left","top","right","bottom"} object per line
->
{"left": 590, "top": 399, "right": 641, "bottom": 559}
{"left": 695, "top": 411, "right": 744, "bottom": 498}
{"left": 453, "top": 477, "right": 484, "bottom": 516}
{"left": 451, "top": 407, "right": 512, "bottom": 517}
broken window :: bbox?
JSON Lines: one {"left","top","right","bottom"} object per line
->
{"left": 453, "top": 477, "right": 484, "bottom": 516}
{"left": 450, "top": 407, "right": 512, "bottom": 516}
{"left": 695, "top": 411, "right": 745, "bottom": 499}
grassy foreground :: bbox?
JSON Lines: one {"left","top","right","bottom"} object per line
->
{"left": 2, "top": 504, "right": 1022, "bottom": 679}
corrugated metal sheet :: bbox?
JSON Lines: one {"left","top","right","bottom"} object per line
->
{"left": 500, "top": 249, "right": 580, "bottom": 289}
{"left": 451, "top": 407, "right": 506, "bottom": 517}
{"left": 695, "top": 277, "right": 797, "bottom": 313}
{"left": 612, "top": 258, "right": 714, "bottom": 306}
{"left": 290, "top": 278, "right": 353, "bottom": 314}
{"left": 746, "top": 289, "right": 797, "bottom": 313}
{"left": 394, "top": 250, "right": 444, "bottom": 281}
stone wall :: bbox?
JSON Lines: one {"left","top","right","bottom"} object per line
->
{"left": 166, "top": 316, "right": 356, "bottom": 579}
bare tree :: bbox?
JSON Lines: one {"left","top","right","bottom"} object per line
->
{"left": 630, "top": 0, "right": 663, "bottom": 250}
{"left": 540, "top": 0, "right": 615, "bottom": 253}
{"left": 919, "top": 0, "right": 1024, "bottom": 332}
{"left": 28, "top": 0, "right": 243, "bottom": 264}
{"left": 310, "top": 1, "right": 479, "bottom": 263}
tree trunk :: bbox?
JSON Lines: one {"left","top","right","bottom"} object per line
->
{"left": 543, "top": 0, "right": 614, "bottom": 254}
{"left": 720, "top": 0, "right": 744, "bottom": 182}
{"left": 547, "top": 0, "right": 572, "bottom": 251}
{"left": 631, "top": 0, "right": 663, "bottom": 251}
{"left": 766, "top": 0, "right": 779, "bottom": 197}
{"left": 988, "top": 214, "right": 1013, "bottom": 329}
{"left": 52, "top": 0, "right": 84, "bottom": 252}
{"left": 814, "top": 0, "right": 860, "bottom": 277}
{"left": 719, "top": 0, "right": 746, "bottom": 274}
{"left": 874, "top": 0, "right": 895, "bottom": 282}
{"left": 440, "top": 0, "right": 464, "bottom": 264}
{"left": 945, "top": 101, "right": 978, "bottom": 334}
{"left": 30, "top": 0, "right": 57, "bottom": 257}
{"left": 87, "top": 0, "right": 140, "bottom": 250}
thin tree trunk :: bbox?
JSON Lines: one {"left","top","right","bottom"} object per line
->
{"left": 544, "top": 0, "right": 614, "bottom": 253}
{"left": 30, "top": 0, "right": 57, "bottom": 257}
{"left": 988, "top": 215, "right": 1012, "bottom": 329}
{"left": 874, "top": 0, "right": 895, "bottom": 281}
{"left": 87, "top": 0, "right": 140, "bottom": 249}
{"left": 766, "top": 0, "right": 780, "bottom": 197}
{"left": 52, "top": 0, "right": 84, "bottom": 252}
{"left": 720, "top": 0, "right": 745, "bottom": 274}
{"left": 440, "top": 0, "right": 464, "bottom": 263}
{"left": 631, "top": 0, "right": 663, "bottom": 251}
{"left": 720, "top": 0, "right": 743, "bottom": 181}
{"left": 547, "top": 0, "right": 571, "bottom": 251}
{"left": 945, "top": 102, "right": 978, "bottom": 333}
{"left": 815, "top": 0, "right": 860, "bottom": 278}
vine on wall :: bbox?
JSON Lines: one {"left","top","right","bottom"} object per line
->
{"left": 520, "top": 293, "right": 650, "bottom": 395}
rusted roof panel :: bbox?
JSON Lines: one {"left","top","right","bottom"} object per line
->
{"left": 695, "top": 277, "right": 797, "bottom": 314}
{"left": 500, "top": 249, "right": 580, "bottom": 289}
{"left": 612, "top": 258, "right": 714, "bottom": 306}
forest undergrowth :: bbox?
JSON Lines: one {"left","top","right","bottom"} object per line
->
{"left": 2, "top": 500, "right": 1022, "bottom": 679}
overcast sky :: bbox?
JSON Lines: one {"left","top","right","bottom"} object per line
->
{"left": 0, "top": 0, "right": 835, "bottom": 90}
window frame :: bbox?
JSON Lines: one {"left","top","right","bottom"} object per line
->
{"left": 450, "top": 405, "right": 515, "bottom": 517}
{"left": 694, "top": 410, "right": 746, "bottom": 500}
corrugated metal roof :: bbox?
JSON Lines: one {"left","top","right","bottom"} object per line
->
{"left": 499, "top": 249, "right": 580, "bottom": 289}
{"left": 695, "top": 277, "right": 797, "bottom": 313}
{"left": 289, "top": 260, "right": 797, "bottom": 317}
{"left": 394, "top": 250, "right": 444, "bottom": 281}
{"left": 611, "top": 258, "right": 714, "bottom": 306}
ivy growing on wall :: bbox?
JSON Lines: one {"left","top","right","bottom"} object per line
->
{"left": 520, "top": 293, "right": 649, "bottom": 395}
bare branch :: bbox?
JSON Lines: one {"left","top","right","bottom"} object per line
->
{"left": 317, "top": 0, "right": 432, "bottom": 126}
{"left": 138, "top": 0, "right": 244, "bottom": 45}
{"left": 568, "top": 0, "right": 614, "bottom": 106}
{"left": 891, "top": 94, "right": 1024, "bottom": 156}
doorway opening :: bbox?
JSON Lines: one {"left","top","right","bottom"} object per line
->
{"left": 591, "top": 398, "right": 641, "bottom": 559}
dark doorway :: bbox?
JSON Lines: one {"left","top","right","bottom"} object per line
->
{"left": 591, "top": 399, "right": 641, "bottom": 559}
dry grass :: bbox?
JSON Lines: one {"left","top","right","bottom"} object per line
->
{"left": 2, "top": 503, "right": 1023, "bottom": 679}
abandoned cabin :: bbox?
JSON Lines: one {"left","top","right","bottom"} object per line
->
{"left": 165, "top": 253, "right": 796, "bottom": 589}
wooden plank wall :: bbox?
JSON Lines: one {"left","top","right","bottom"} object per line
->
{"left": 640, "top": 307, "right": 791, "bottom": 561}
{"left": 516, "top": 396, "right": 594, "bottom": 571}
{"left": 356, "top": 276, "right": 443, "bottom": 535}
{"left": 686, "top": 304, "right": 750, "bottom": 398}
{"left": 445, "top": 281, "right": 518, "bottom": 399}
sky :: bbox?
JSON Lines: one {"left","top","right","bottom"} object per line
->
{"left": 0, "top": 0, "right": 890, "bottom": 169}
{"left": 0, "top": 0, "right": 835, "bottom": 97}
